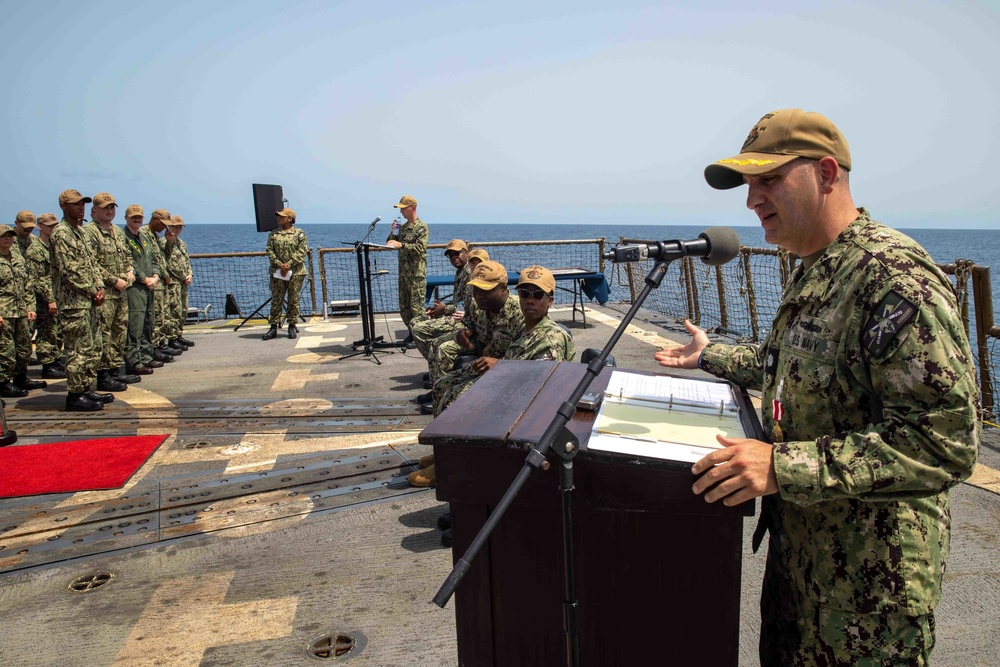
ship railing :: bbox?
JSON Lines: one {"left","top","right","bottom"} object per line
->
{"left": 187, "top": 240, "right": 998, "bottom": 423}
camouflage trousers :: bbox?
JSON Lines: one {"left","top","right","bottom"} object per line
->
{"left": 397, "top": 274, "right": 426, "bottom": 329}
{"left": 410, "top": 314, "right": 461, "bottom": 360}
{"left": 61, "top": 306, "right": 103, "bottom": 393}
{"left": 268, "top": 274, "right": 305, "bottom": 325}
{"left": 432, "top": 364, "right": 480, "bottom": 416}
{"left": 3, "top": 317, "right": 33, "bottom": 380}
{"left": 163, "top": 281, "right": 183, "bottom": 340}
{"left": 0, "top": 319, "right": 14, "bottom": 383}
{"left": 96, "top": 293, "right": 129, "bottom": 371}
{"left": 33, "top": 298, "right": 62, "bottom": 365}
{"left": 428, "top": 337, "right": 466, "bottom": 387}
{"left": 152, "top": 283, "right": 168, "bottom": 347}
{"left": 126, "top": 285, "right": 155, "bottom": 369}
{"left": 759, "top": 543, "right": 934, "bottom": 667}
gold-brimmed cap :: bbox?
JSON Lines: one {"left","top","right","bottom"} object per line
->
{"left": 59, "top": 189, "right": 92, "bottom": 205}
{"left": 468, "top": 248, "right": 489, "bottom": 262}
{"left": 15, "top": 211, "right": 36, "bottom": 227}
{"left": 275, "top": 208, "right": 296, "bottom": 220}
{"left": 124, "top": 204, "right": 144, "bottom": 218}
{"left": 36, "top": 213, "right": 59, "bottom": 226}
{"left": 517, "top": 265, "right": 555, "bottom": 294}
{"left": 150, "top": 209, "right": 171, "bottom": 222}
{"left": 93, "top": 192, "right": 116, "bottom": 208}
{"left": 444, "top": 239, "right": 468, "bottom": 253}
{"left": 704, "top": 108, "right": 852, "bottom": 190}
{"left": 0, "top": 224, "right": 15, "bottom": 236}
{"left": 168, "top": 215, "right": 184, "bottom": 227}
{"left": 393, "top": 195, "right": 417, "bottom": 209}
{"left": 467, "top": 260, "right": 508, "bottom": 291}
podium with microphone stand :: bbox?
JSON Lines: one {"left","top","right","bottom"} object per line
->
{"left": 421, "top": 228, "right": 756, "bottom": 666}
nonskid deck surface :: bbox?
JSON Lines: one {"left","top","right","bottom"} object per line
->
{"left": 0, "top": 306, "right": 997, "bottom": 666}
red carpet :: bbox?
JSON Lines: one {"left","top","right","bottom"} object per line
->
{"left": 0, "top": 435, "right": 168, "bottom": 499}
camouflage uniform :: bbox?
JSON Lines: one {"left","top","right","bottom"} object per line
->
{"left": 0, "top": 247, "right": 32, "bottom": 385}
{"left": 430, "top": 293, "right": 524, "bottom": 409}
{"left": 50, "top": 219, "right": 104, "bottom": 393}
{"left": 176, "top": 238, "right": 193, "bottom": 331}
{"left": 142, "top": 226, "right": 168, "bottom": 348}
{"left": 412, "top": 261, "right": 473, "bottom": 360}
{"left": 386, "top": 218, "right": 428, "bottom": 328}
{"left": 25, "top": 237, "right": 61, "bottom": 365}
{"left": 162, "top": 237, "right": 190, "bottom": 338}
{"left": 85, "top": 221, "right": 133, "bottom": 372}
{"left": 14, "top": 235, "right": 39, "bottom": 352}
{"left": 698, "top": 211, "right": 980, "bottom": 666}
{"left": 265, "top": 226, "right": 308, "bottom": 325}
{"left": 436, "top": 315, "right": 575, "bottom": 414}
{"left": 123, "top": 226, "right": 158, "bottom": 369}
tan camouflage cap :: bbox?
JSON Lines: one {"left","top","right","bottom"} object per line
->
{"left": 150, "top": 209, "right": 171, "bottom": 223}
{"left": 59, "top": 189, "right": 92, "bottom": 205}
{"left": 393, "top": 195, "right": 417, "bottom": 209}
{"left": 468, "top": 247, "right": 489, "bottom": 263}
{"left": 93, "top": 192, "right": 117, "bottom": 208}
{"left": 517, "top": 265, "right": 555, "bottom": 294}
{"left": 15, "top": 210, "right": 36, "bottom": 228}
{"left": 168, "top": 215, "right": 184, "bottom": 227}
{"left": 0, "top": 224, "right": 15, "bottom": 237}
{"left": 704, "top": 108, "right": 852, "bottom": 190}
{"left": 124, "top": 204, "right": 144, "bottom": 218}
{"left": 444, "top": 239, "right": 468, "bottom": 254}
{"left": 468, "top": 260, "right": 508, "bottom": 291}
{"left": 275, "top": 207, "right": 296, "bottom": 220}
{"left": 36, "top": 213, "right": 59, "bottom": 226}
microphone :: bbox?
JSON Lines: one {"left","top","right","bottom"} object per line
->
{"left": 602, "top": 227, "right": 741, "bottom": 266}
{"left": 368, "top": 216, "right": 381, "bottom": 228}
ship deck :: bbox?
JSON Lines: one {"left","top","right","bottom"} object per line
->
{"left": 1, "top": 305, "right": 998, "bottom": 666}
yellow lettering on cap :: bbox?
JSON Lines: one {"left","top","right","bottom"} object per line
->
{"left": 718, "top": 158, "right": 778, "bottom": 167}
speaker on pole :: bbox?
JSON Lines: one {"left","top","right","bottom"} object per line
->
{"left": 252, "top": 183, "right": 284, "bottom": 233}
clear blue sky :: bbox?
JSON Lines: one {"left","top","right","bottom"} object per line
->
{"left": 2, "top": 1, "right": 997, "bottom": 228}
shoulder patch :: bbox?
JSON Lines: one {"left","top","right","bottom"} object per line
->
{"left": 863, "top": 290, "right": 917, "bottom": 357}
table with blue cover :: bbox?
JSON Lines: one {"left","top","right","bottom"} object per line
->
{"left": 424, "top": 267, "right": 609, "bottom": 326}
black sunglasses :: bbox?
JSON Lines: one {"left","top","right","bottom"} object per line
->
{"left": 517, "top": 288, "right": 549, "bottom": 300}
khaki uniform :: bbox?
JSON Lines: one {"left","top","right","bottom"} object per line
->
{"left": 265, "top": 226, "right": 308, "bottom": 325}
{"left": 386, "top": 218, "right": 427, "bottom": 328}
{"left": 24, "top": 238, "right": 61, "bottom": 365}
{"left": 436, "top": 316, "right": 575, "bottom": 414}
{"left": 85, "top": 221, "right": 133, "bottom": 372}
{"left": 50, "top": 219, "right": 104, "bottom": 393}
{"left": 698, "top": 211, "right": 979, "bottom": 665}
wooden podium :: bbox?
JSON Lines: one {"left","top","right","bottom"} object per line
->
{"left": 420, "top": 360, "right": 761, "bottom": 667}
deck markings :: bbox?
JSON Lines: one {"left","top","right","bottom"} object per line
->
{"left": 968, "top": 462, "right": 1000, "bottom": 494}
{"left": 295, "top": 334, "right": 346, "bottom": 349}
{"left": 579, "top": 307, "right": 676, "bottom": 349}
{"left": 288, "top": 351, "right": 342, "bottom": 363}
{"left": 112, "top": 571, "right": 296, "bottom": 666}
{"left": 271, "top": 368, "right": 341, "bottom": 391}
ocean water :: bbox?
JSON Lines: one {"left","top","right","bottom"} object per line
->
{"left": 178, "top": 222, "right": 1000, "bottom": 306}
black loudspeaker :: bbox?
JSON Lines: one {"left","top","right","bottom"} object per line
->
{"left": 252, "top": 183, "right": 284, "bottom": 233}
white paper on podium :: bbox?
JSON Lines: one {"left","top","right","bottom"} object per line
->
{"left": 587, "top": 371, "right": 745, "bottom": 463}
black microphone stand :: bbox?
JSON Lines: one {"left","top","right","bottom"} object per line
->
{"left": 433, "top": 258, "right": 674, "bottom": 667}
{"left": 340, "top": 218, "right": 394, "bottom": 363}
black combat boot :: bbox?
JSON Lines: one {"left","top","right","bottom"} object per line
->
{"left": 152, "top": 350, "right": 175, "bottom": 363}
{"left": 66, "top": 392, "right": 103, "bottom": 411}
{"left": 114, "top": 371, "right": 142, "bottom": 384}
{"left": 168, "top": 339, "right": 188, "bottom": 351}
{"left": 262, "top": 325, "right": 278, "bottom": 341}
{"left": 177, "top": 336, "right": 194, "bottom": 347}
{"left": 287, "top": 324, "right": 298, "bottom": 339}
{"left": 42, "top": 363, "right": 67, "bottom": 379}
{"left": 162, "top": 342, "right": 183, "bottom": 355}
{"left": 84, "top": 390, "right": 115, "bottom": 404}
{"left": 13, "top": 375, "right": 47, "bottom": 391}
{"left": 96, "top": 371, "right": 127, "bottom": 392}
{"left": 0, "top": 383, "right": 28, "bottom": 398}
